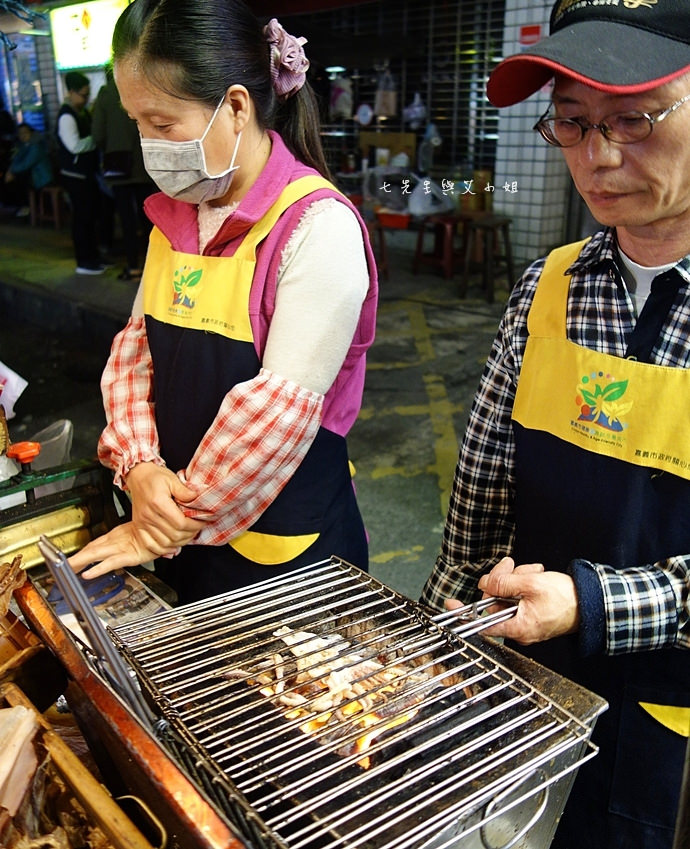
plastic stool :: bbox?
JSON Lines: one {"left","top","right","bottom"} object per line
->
{"left": 460, "top": 214, "right": 515, "bottom": 303}
{"left": 412, "top": 214, "right": 464, "bottom": 279}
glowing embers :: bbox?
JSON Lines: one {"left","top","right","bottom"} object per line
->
{"left": 225, "top": 626, "right": 431, "bottom": 769}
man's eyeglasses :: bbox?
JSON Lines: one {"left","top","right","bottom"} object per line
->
{"left": 533, "top": 91, "right": 690, "bottom": 147}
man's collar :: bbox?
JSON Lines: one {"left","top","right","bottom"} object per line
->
{"left": 566, "top": 227, "right": 690, "bottom": 281}
{"left": 564, "top": 227, "right": 616, "bottom": 276}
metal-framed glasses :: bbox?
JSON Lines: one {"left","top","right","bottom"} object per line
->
{"left": 533, "top": 91, "right": 690, "bottom": 147}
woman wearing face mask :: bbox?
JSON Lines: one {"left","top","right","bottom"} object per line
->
{"left": 69, "top": 0, "right": 378, "bottom": 603}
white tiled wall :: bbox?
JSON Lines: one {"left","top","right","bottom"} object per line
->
{"left": 491, "top": 0, "right": 572, "bottom": 271}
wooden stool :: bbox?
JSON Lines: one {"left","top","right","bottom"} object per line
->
{"left": 412, "top": 214, "right": 464, "bottom": 279}
{"left": 460, "top": 214, "right": 515, "bottom": 303}
{"left": 29, "top": 185, "right": 67, "bottom": 230}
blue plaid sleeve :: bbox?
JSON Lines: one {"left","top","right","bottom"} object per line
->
{"left": 591, "top": 556, "right": 690, "bottom": 653}
{"left": 421, "top": 229, "right": 690, "bottom": 654}
{"left": 420, "top": 261, "right": 543, "bottom": 612}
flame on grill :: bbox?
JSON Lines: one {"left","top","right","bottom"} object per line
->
{"left": 226, "top": 626, "right": 430, "bottom": 769}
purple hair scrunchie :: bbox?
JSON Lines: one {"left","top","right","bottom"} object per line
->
{"left": 263, "top": 18, "right": 310, "bottom": 99}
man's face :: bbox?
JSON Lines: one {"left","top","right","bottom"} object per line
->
{"left": 554, "top": 74, "right": 690, "bottom": 235}
{"left": 71, "top": 85, "right": 90, "bottom": 109}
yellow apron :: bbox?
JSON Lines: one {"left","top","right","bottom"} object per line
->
{"left": 514, "top": 240, "right": 690, "bottom": 483}
{"left": 142, "top": 175, "right": 337, "bottom": 341}
{"left": 514, "top": 239, "right": 689, "bottom": 738}
{"left": 143, "top": 175, "right": 347, "bottom": 566}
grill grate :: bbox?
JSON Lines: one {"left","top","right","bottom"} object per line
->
{"left": 110, "top": 558, "right": 601, "bottom": 849}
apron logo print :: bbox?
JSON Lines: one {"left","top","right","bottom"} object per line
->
{"left": 172, "top": 265, "right": 203, "bottom": 309}
{"left": 576, "top": 371, "right": 632, "bottom": 433}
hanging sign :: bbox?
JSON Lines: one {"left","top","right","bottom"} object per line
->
{"left": 50, "top": 0, "right": 129, "bottom": 70}
{"left": 519, "top": 25, "right": 542, "bottom": 46}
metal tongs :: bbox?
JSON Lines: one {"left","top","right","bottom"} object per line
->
{"left": 431, "top": 596, "right": 520, "bottom": 639}
{"left": 37, "top": 535, "right": 157, "bottom": 727}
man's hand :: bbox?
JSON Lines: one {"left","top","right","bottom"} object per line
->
{"left": 445, "top": 556, "right": 580, "bottom": 644}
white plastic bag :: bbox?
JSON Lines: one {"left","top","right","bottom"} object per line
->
{"left": 0, "top": 361, "right": 27, "bottom": 420}
{"left": 330, "top": 77, "right": 353, "bottom": 120}
{"left": 407, "top": 178, "right": 456, "bottom": 217}
{"left": 0, "top": 454, "right": 23, "bottom": 510}
{"left": 374, "top": 70, "right": 397, "bottom": 117}
{"left": 403, "top": 93, "right": 426, "bottom": 129}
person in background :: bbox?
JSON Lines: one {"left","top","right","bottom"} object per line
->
{"left": 421, "top": 2, "right": 690, "bottom": 848}
{"left": 69, "top": 0, "right": 378, "bottom": 605}
{"left": 0, "top": 101, "right": 15, "bottom": 143}
{"left": 4, "top": 123, "right": 54, "bottom": 217}
{"left": 92, "top": 65, "right": 156, "bottom": 281}
{"left": 56, "top": 71, "right": 107, "bottom": 275}
{"left": 0, "top": 100, "right": 16, "bottom": 209}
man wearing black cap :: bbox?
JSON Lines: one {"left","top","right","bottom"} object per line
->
{"left": 421, "top": 2, "right": 690, "bottom": 847}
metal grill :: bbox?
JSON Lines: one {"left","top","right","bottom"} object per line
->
{"left": 109, "top": 558, "right": 604, "bottom": 849}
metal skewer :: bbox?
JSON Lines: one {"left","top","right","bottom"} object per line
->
{"left": 431, "top": 596, "right": 520, "bottom": 638}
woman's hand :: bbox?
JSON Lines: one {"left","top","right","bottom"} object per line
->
{"left": 444, "top": 556, "right": 580, "bottom": 645}
{"left": 125, "top": 461, "right": 205, "bottom": 549}
{"left": 68, "top": 521, "right": 171, "bottom": 578}
{"left": 67, "top": 462, "right": 206, "bottom": 578}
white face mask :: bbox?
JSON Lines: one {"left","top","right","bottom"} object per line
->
{"left": 140, "top": 97, "right": 241, "bottom": 204}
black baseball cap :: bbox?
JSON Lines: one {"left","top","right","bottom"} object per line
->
{"left": 487, "top": 0, "right": 690, "bottom": 107}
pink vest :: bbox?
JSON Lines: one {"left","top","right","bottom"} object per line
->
{"left": 144, "top": 131, "right": 378, "bottom": 436}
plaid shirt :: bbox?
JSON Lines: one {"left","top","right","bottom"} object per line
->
{"left": 420, "top": 228, "right": 690, "bottom": 655}
{"left": 98, "top": 316, "right": 323, "bottom": 546}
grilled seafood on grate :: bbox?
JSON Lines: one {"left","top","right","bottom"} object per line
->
{"left": 0, "top": 406, "right": 9, "bottom": 456}
{"left": 224, "top": 625, "right": 446, "bottom": 769}
{"left": 0, "top": 557, "right": 25, "bottom": 619}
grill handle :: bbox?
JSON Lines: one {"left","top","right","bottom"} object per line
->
{"left": 37, "top": 535, "right": 156, "bottom": 728}
{"left": 431, "top": 596, "right": 519, "bottom": 638}
{"left": 117, "top": 795, "right": 167, "bottom": 849}
{"left": 480, "top": 768, "right": 549, "bottom": 849}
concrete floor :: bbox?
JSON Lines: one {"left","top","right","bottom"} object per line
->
{"left": 348, "top": 232, "right": 508, "bottom": 597}
{"left": 0, "top": 212, "right": 511, "bottom": 601}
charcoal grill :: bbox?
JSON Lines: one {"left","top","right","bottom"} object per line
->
{"left": 15, "top": 556, "right": 607, "bottom": 849}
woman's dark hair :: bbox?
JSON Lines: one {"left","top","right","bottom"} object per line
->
{"left": 112, "top": 0, "right": 331, "bottom": 179}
